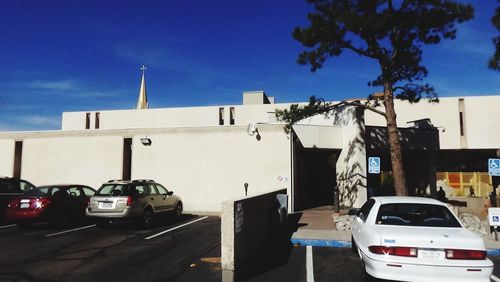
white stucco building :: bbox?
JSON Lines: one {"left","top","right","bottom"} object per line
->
{"left": 1, "top": 88, "right": 499, "bottom": 212}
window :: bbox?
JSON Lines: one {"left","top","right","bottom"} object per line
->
{"left": 68, "top": 187, "right": 82, "bottom": 197}
{"left": 14, "top": 141, "right": 23, "bottom": 178}
{"left": 97, "top": 184, "right": 129, "bottom": 196}
{"left": 376, "top": 203, "right": 461, "bottom": 227}
{"left": 82, "top": 187, "right": 96, "bottom": 196}
{"left": 458, "top": 98, "right": 465, "bottom": 137}
{"left": 19, "top": 180, "right": 35, "bottom": 192}
{"left": 134, "top": 185, "right": 146, "bottom": 195}
{"left": 85, "top": 113, "right": 91, "bottom": 129}
{"left": 95, "top": 112, "right": 100, "bottom": 129}
{"left": 219, "top": 107, "right": 225, "bottom": 125}
{"left": 148, "top": 184, "right": 158, "bottom": 195}
{"left": 155, "top": 184, "right": 169, "bottom": 195}
{"left": 357, "top": 199, "right": 375, "bottom": 222}
{"left": 229, "top": 107, "right": 235, "bottom": 125}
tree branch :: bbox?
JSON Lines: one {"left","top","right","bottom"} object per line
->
{"left": 324, "top": 100, "right": 387, "bottom": 117}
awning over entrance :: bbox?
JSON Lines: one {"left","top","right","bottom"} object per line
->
{"left": 292, "top": 124, "right": 343, "bottom": 149}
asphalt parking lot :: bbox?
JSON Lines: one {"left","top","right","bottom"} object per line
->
{"left": 2, "top": 216, "right": 500, "bottom": 282}
{"left": 0, "top": 215, "right": 221, "bottom": 282}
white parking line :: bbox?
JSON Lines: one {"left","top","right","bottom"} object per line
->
{"left": 45, "top": 224, "right": 96, "bottom": 237}
{"left": 145, "top": 216, "right": 208, "bottom": 240}
{"left": 492, "top": 274, "right": 500, "bottom": 282}
{"left": 0, "top": 224, "right": 16, "bottom": 229}
{"left": 306, "top": 245, "right": 314, "bottom": 282}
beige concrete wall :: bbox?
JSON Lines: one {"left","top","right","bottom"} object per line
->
{"left": 462, "top": 96, "right": 500, "bottom": 149}
{"left": 0, "top": 139, "right": 15, "bottom": 177}
{"left": 131, "top": 125, "right": 291, "bottom": 212}
{"left": 21, "top": 136, "right": 123, "bottom": 188}
{"left": 61, "top": 104, "right": 293, "bottom": 131}
{"left": 364, "top": 97, "right": 500, "bottom": 149}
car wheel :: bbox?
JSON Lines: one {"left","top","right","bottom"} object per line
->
{"left": 360, "top": 258, "right": 374, "bottom": 282}
{"left": 351, "top": 236, "right": 357, "bottom": 254}
{"left": 17, "top": 223, "right": 31, "bottom": 229}
{"left": 141, "top": 208, "right": 154, "bottom": 229}
{"left": 175, "top": 202, "right": 183, "bottom": 217}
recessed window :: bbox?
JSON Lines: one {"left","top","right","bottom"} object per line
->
{"left": 459, "top": 112, "right": 464, "bottom": 136}
{"left": 458, "top": 98, "right": 465, "bottom": 137}
{"left": 85, "top": 113, "right": 91, "bottom": 129}
{"left": 219, "top": 107, "right": 225, "bottom": 125}
{"left": 230, "top": 107, "right": 235, "bottom": 125}
{"left": 95, "top": 112, "right": 100, "bottom": 129}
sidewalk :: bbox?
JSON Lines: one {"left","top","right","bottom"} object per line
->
{"left": 290, "top": 209, "right": 500, "bottom": 256}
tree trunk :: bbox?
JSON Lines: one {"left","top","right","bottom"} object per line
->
{"left": 383, "top": 81, "right": 408, "bottom": 196}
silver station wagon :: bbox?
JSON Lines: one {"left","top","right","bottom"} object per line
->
{"left": 86, "top": 179, "right": 183, "bottom": 228}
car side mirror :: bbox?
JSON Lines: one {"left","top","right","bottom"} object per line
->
{"left": 167, "top": 191, "right": 174, "bottom": 196}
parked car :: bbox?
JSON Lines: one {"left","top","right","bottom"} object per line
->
{"left": 0, "top": 177, "right": 36, "bottom": 220}
{"left": 5, "top": 184, "right": 96, "bottom": 228}
{"left": 86, "top": 179, "right": 183, "bottom": 228}
{"left": 351, "top": 196, "right": 493, "bottom": 282}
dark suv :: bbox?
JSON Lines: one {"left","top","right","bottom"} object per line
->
{"left": 86, "top": 179, "right": 183, "bottom": 228}
{"left": 0, "top": 177, "right": 36, "bottom": 220}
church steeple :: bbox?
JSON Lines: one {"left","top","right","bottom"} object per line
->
{"left": 136, "top": 65, "right": 148, "bottom": 109}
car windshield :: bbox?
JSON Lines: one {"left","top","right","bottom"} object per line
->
{"left": 97, "top": 184, "right": 134, "bottom": 196}
{"left": 375, "top": 203, "right": 462, "bottom": 227}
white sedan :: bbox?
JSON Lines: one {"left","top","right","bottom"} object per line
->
{"left": 351, "top": 196, "right": 493, "bottom": 282}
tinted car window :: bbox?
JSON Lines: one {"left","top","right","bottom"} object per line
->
{"left": 19, "top": 180, "right": 35, "bottom": 192}
{"left": 97, "top": 184, "right": 133, "bottom": 196}
{"left": 376, "top": 203, "right": 461, "bottom": 227}
{"left": 357, "top": 199, "right": 375, "bottom": 222}
{"left": 148, "top": 184, "right": 158, "bottom": 195}
{"left": 82, "top": 187, "right": 95, "bottom": 196}
{"left": 68, "top": 187, "right": 82, "bottom": 197}
{"left": 25, "top": 187, "right": 60, "bottom": 197}
{"left": 134, "top": 185, "right": 146, "bottom": 195}
{"left": 156, "top": 184, "right": 168, "bottom": 195}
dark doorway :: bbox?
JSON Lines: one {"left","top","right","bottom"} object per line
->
{"left": 13, "top": 141, "right": 23, "bottom": 178}
{"left": 122, "top": 138, "right": 132, "bottom": 180}
{"left": 292, "top": 134, "right": 339, "bottom": 211}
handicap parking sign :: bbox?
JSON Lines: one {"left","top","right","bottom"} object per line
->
{"left": 489, "top": 208, "right": 500, "bottom": 226}
{"left": 489, "top": 158, "right": 500, "bottom": 176}
{"left": 368, "top": 157, "right": 380, "bottom": 174}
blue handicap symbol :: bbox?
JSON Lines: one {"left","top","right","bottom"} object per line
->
{"left": 489, "top": 159, "right": 500, "bottom": 176}
{"left": 494, "top": 216, "right": 499, "bottom": 223}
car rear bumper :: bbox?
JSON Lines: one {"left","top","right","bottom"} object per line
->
{"left": 85, "top": 207, "right": 141, "bottom": 219}
{"left": 5, "top": 209, "right": 45, "bottom": 222}
{"left": 364, "top": 253, "right": 494, "bottom": 282}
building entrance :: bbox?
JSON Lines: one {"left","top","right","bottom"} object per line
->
{"left": 292, "top": 142, "right": 340, "bottom": 211}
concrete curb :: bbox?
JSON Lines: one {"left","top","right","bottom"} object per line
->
{"left": 291, "top": 238, "right": 351, "bottom": 248}
{"left": 290, "top": 238, "right": 500, "bottom": 257}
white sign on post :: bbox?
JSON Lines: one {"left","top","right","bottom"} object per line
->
{"left": 489, "top": 158, "right": 500, "bottom": 176}
{"left": 488, "top": 208, "right": 500, "bottom": 226}
{"left": 368, "top": 157, "right": 380, "bottom": 174}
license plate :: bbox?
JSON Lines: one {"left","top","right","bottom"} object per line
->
{"left": 98, "top": 202, "right": 114, "bottom": 209}
{"left": 418, "top": 249, "right": 445, "bottom": 260}
{"left": 20, "top": 203, "right": 30, "bottom": 209}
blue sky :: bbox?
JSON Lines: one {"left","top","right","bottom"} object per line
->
{"left": 0, "top": 0, "right": 498, "bottom": 131}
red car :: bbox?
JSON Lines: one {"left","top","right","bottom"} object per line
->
{"left": 5, "top": 184, "right": 96, "bottom": 228}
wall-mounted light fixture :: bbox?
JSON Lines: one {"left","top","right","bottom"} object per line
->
{"left": 247, "top": 124, "right": 261, "bottom": 141}
{"left": 140, "top": 137, "right": 152, "bottom": 146}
